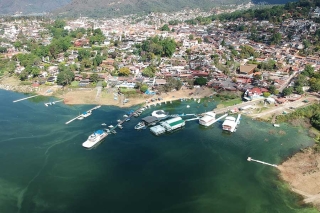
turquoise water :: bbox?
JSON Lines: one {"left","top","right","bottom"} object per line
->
{"left": 0, "top": 90, "right": 318, "bottom": 213}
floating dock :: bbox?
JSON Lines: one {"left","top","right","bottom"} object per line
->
{"left": 13, "top": 94, "right": 39, "bottom": 103}
{"left": 247, "top": 157, "right": 277, "bottom": 168}
{"left": 65, "top": 105, "right": 101, "bottom": 125}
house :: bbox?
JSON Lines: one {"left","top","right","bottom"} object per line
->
{"left": 244, "top": 87, "right": 268, "bottom": 100}
{"left": 239, "top": 64, "right": 257, "bottom": 75}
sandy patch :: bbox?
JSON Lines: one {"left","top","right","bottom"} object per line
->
{"left": 279, "top": 148, "right": 320, "bottom": 209}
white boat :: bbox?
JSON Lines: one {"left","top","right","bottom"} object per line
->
{"left": 118, "top": 124, "right": 123, "bottom": 129}
{"left": 151, "top": 110, "right": 168, "bottom": 120}
{"left": 123, "top": 114, "right": 128, "bottom": 118}
{"left": 108, "top": 125, "right": 114, "bottom": 128}
{"left": 117, "top": 119, "right": 121, "bottom": 123}
{"left": 82, "top": 111, "right": 92, "bottom": 118}
{"left": 222, "top": 116, "right": 237, "bottom": 132}
{"left": 82, "top": 130, "right": 108, "bottom": 148}
{"left": 135, "top": 122, "right": 146, "bottom": 130}
{"left": 101, "top": 123, "right": 107, "bottom": 126}
{"left": 273, "top": 124, "right": 280, "bottom": 127}
{"left": 199, "top": 112, "right": 216, "bottom": 127}
{"left": 77, "top": 115, "right": 84, "bottom": 120}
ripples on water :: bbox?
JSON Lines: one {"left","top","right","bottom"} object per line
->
{"left": 0, "top": 90, "right": 318, "bottom": 213}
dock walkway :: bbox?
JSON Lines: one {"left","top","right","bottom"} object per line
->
{"left": 247, "top": 157, "right": 277, "bottom": 168}
{"left": 13, "top": 95, "right": 39, "bottom": 103}
{"left": 65, "top": 105, "right": 101, "bottom": 125}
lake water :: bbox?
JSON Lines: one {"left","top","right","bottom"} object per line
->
{"left": 0, "top": 90, "right": 318, "bottom": 213}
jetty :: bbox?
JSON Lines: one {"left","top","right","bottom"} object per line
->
{"left": 247, "top": 157, "right": 277, "bottom": 168}
{"left": 65, "top": 105, "right": 101, "bottom": 125}
{"left": 13, "top": 94, "right": 39, "bottom": 103}
{"left": 215, "top": 113, "right": 228, "bottom": 123}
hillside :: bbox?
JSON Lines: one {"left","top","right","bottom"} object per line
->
{"left": 0, "top": 0, "right": 70, "bottom": 15}
{"left": 54, "top": 0, "right": 249, "bottom": 18}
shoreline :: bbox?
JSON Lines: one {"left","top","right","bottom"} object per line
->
{"left": 4, "top": 80, "right": 320, "bottom": 210}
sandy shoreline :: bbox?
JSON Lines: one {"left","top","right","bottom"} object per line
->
{"left": 278, "top": 148, "right": 320, "bottom": 210}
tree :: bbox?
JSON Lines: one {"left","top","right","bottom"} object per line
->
{"left": 90, "top": 73, "right": 99, "bottom": 83}
{"left": 263, "top": 92, "right": 271, "bottom": 97}
{"left": 310, "top": 77, "right": 320, "bottom": 92}
{"left": 269, "top": 85, "right": 276, "bottom": 94}
{"left": 142, "top": 66, "right": 157, "bottom": 77}
{"left": 19, "top": 70, "right": 28, "bottom": 81}
{"left": 102, "top": 81, "right": 107, "bottom": 88}
{"left": 295, "top": 86, "right": 304, "bottom": 94}
{"left": 194, "top": 77, "right": 207, "bottom": 85}
{"left": 160, "top": 24, "right": 170, "bottom": 31}
{"left": 282, "top": 87, "right": 293, "bottom": 96}
{"left": 119, "top": 67, "right": 130, "bottom": 76}
{"left": 140, "top": 84, "right": 148, "bottom": 93}
{"left": 57, "top": 70, "right": 75, "bottom": 86}
{"left": 302, "top": 64, "right": 314, "bottom": 77}
{"left": 77, "top": 49, "right": 91, "bottom": 61}
{"left": 189, "top": 34, "right": 194, "bottom": 40}
{"left": 311, "top": 113, "right": 320, "bottom": 130}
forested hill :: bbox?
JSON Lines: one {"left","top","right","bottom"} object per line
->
{"left": 53, "top": 0, "right": 249, "bottom": 18}
{"left": 0, "top": 0, "right": 70, "bottom": 15}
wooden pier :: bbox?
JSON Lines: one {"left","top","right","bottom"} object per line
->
{"left": 247, "top": 157, "right": 277, "bottom": 168}
{"left": 13, "top": 95, "right": 39, "bottom": 103}
{"left": 65, "top": 105, "right": 101, "bottom": 125}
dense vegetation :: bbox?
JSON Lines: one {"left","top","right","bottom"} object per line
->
{"left": 135, "top": 36, "right": 177, "bottom": 61}
{"left": 185, "top": 0, "right": 320, "bottom": 25}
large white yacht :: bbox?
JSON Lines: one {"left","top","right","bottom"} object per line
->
{"left": 82, "top": 130, "right": 108, "bottom": 148}
{"left": 199, "top": 112, "right": 216, "bottom": 126}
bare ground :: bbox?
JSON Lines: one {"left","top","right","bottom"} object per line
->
{"left": 58, "top": 86, "right": 214, "bottom": 107}
{"left": 278, "top": 148, "right": 320, "bottom": 210}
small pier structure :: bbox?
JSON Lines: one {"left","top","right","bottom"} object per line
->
{"left": 44, "top": 100, "right": 63, "bottom": 107}
{"left": 65, "top": 105, "right": 101, "bottom": 125}
{"left": 247, "top": 157, "right": 277, "bottom": 168}
{"left": 214, "top": 113, "right": 228, "bottom": 123}
{"left": 13, "top": 94, "right": 39, "bottom": 103}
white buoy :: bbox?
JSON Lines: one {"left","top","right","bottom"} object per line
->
{"left": 187, "top": 105, "right": 190, "bottom": 108}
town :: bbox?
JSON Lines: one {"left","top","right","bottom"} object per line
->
{"left": 0, "top": 2, "right": 319, "bottom": 113}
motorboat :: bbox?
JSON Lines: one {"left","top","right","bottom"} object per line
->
{"left": 135, "top": 122, "right": 146, "bottom": 130}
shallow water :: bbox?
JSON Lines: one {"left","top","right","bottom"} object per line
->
{"left": 0, "top": 90, "right": 318, "bottom": 213}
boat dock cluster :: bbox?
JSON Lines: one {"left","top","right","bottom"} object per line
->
{"left": 44, "top": 100, "right": 63, "bottom": 107}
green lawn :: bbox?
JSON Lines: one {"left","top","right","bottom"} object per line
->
{"left": 219, "top": 98, "right": 242, "bottom": 107}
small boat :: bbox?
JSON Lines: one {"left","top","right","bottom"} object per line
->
{"left": 105, "top": 129, "right": 111, "bottom": 133}
{"left": 77, "top": 115, "right": 84, "bottom": 120}
{"left": 118, "top": 124, "right": 123, "bottom": 129}
{"left": 123, "top": 115, "right": 128, "bottom": 118}
{"left": 101, "top": 123, "right": 107, "bottom": 126}
{"left": 135, "top": 122, "right": 146, "bottom": 130}
{"left": 187, "top": 105, "right": 190, "bottom": 108}
{"left": 108, "top": 125, "right": 114, "bottom": 128}
{"left": 117, "top": 119, "right": 121, "bottom": 123}
{"left": 111, "top": 130, "right": 117, "bottom": 134}
{"left": 126, "top": 118, "right": 130, "bottom": 122}
{"left": 273, "top": 124, "right": 280, "bottom": 127}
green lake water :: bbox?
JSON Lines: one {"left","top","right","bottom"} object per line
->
{"left": 0, "top": 89, "right": 318, "bottom": 213}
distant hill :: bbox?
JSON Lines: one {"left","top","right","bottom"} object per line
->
{"left": 252, "top": 0, "right": 297, "bottom": 4}
{"left": 53, "top": 0, "right": 250, "bottom": 18}
{"left": 0, "top": 0, "right": 70, "bottom": 15}
{"left": 0, "top": 0, "right": 298, "bottom": 17}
